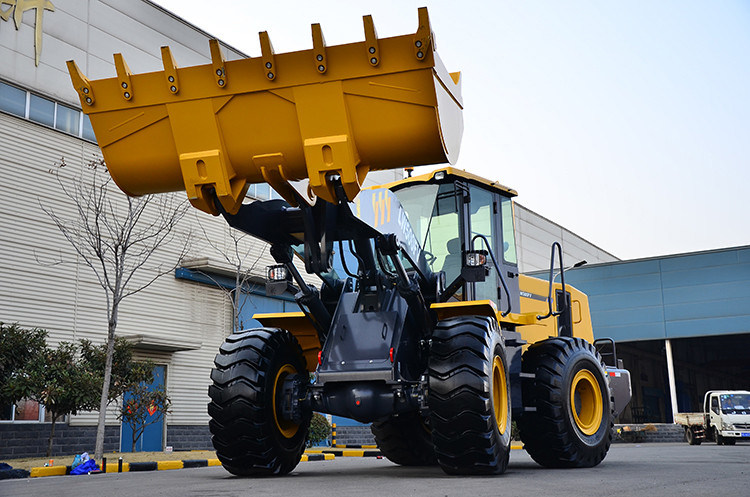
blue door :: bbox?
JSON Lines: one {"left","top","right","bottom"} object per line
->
{"left": 120, "top": 365, "right": 166, "bottom": 452}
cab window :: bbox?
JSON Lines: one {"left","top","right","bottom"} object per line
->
{"left": 500, "top": 197, "right": 517, "bottom": 264}
{"left": 710, "top": 396, "right": 719, "bottom": 414}
{"left": 468, "top": 185, "right": 497, "bottom": 302}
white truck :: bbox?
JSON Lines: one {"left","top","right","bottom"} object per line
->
{"left": 674, "top": 390, "right": 750, "bottom": 445}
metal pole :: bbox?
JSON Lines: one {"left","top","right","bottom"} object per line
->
{"left": 665, "top": 339, "right": 679, "bottom": 423}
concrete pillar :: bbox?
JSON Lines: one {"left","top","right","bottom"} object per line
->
{"left": 665, "top": 339, "right": 679, "bottom": 423}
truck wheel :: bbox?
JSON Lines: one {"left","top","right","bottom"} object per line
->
{"left": 371, "top": 411, "right": 437, "bottom": 466}
{"left": 519, "top": 337, "right": 613, "bottom": 468}
{"left": 685, "top": 427, "right": 702, "bottom": 445}
{"left": 715, "top": 427, "right": 724, "bottom": 445}
{"left": 715, "top": 428, "right": 735, "bottom": 446}
{"left": 208, "top": 328, "right": 310, "bottom": 476}
{"left": 428, "top": 316, "right": 512, "bottom": 475}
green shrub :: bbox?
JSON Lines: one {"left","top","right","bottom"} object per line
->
{"left": 307, "top": 412, "right": 332, "bottom": 447}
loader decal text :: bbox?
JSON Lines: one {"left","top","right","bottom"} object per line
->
{"left": 1, "top": 0, "right": 55, "bottom": 66}
{"left": 372, "top": 190, "right": 391, "bottom": 228}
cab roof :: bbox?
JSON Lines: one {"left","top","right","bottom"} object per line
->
{"left": 375, "top": 167, "right": 518, "bottom": 197}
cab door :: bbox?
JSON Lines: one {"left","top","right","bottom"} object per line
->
{"left": 465, "top": 183, "right": 520, "bottom": 313}
{"left": 709, "top": 394, "right": 721, "bottom": 432}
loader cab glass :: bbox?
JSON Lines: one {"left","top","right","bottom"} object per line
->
{"left": 392, "top": 176, "right": 519, "bottom": 308}
{"left": 394, "top": 182, "right": 464, "bottom": 299}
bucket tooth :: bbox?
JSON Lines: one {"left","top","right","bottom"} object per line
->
{"left": 113, "top": 53, "right": 133, "bottom": 101}
{"left": 311, "top": 23, "right": 327, "bottom": 74}
{"left": 363, "top": 15, "right": 380, "bottom": 67}
{"left": 161, "top": 46, "right": 179, "bottom": 94}
{"left": 259, "top": 31, "right": 276, "bottom": 81}
{"left": 66, "top": 60, "right": 94, "bottom": 106}
{"left": 413, "top": 7, "right": 432, "bottom": 60}
{"left": 209, "top": 39, "right": 227, "bottom": 88}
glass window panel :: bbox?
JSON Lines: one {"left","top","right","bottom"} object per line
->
{"left": 0, "top": 81, "right": 27, "bottom": 117}
{"left": 29, "top": 93, "right": 55, "bottom": 127}
{"left": 500, "top": 197, "right": 518, "bottom": 264}
{"left": 245, "top": 184, "right": 256, "bottom": 199}
{"left": 55, "top": 104, "right": 80, "bottom": 135}
{"left": 469, "top": 186, "right": 497, "bottom": 302}
{"left": 15, "top": 399, "right": 40, "bottom": 421}
{"left": 82, "top": 113, "right": 96, "bottom": 142}
{"left": 256, "top": 184, "right": 271, "bottom": 200}
{"left": 43, "top": 407, "right": 62, "bottom": 422}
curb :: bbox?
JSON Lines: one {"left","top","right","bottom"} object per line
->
{"left": 306, "top": 448, "right": 382, "bottom": 457}
{"left": 29, "top": 452, "right": 333, "bottom": 478}
{"left": 332, "top": 444, "right": 379, "bottom": 449}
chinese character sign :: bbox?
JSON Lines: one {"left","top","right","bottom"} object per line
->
{"left": 1, "top": 0, "right": 55, "bottom": 66}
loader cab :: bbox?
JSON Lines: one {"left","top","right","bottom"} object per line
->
{"left": 389, "top": 168, "right": 520, "bottom": 312}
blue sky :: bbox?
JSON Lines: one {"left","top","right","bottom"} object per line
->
{"left": 154, "top": 1, "right": 750, "bottom": 260}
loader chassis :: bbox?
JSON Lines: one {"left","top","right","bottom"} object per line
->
{"left": 67, "top": 8, "right": 631, "bottom": 477}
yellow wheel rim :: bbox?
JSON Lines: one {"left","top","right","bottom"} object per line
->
{"left": 492, "top": 356, "right": 509, "bottom": 435}
{"left": 570, "top": 369, "right": 603, "bottom": 436}
{"left": 272, "top": 364, "right": 300, "bottom": 439}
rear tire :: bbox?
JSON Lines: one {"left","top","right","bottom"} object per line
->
{"left": 428, "top": 316, "right": 512, "bottom": 475}
{"left": 208, "top": 328, "right": 310, "bottom": 476}
{"left": 685, "top": 427, "right": 702, "bottom": 445}
{"left": 371, "top": 411, "right": 437, "bottom": 466}
{"left": 519, "top": 337, "right": 613, "bottom": 468}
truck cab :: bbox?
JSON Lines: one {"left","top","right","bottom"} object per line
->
{"left": 705, "top": 390, "right": 750, "bottom": 445}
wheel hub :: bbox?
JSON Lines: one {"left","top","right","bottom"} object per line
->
{"left": 492, "top": 356, "right": 509, "bottom": 434}
{"left": 570, "top": 368, "right": 603, "bottom": 436}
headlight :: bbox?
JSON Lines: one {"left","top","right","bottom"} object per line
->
{"left": 722, "top": 421, "right": 733, "bottom": 431}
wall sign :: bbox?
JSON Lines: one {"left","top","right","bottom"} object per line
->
{"left": 0, "top": 0, "right": 55, "bottom": 66}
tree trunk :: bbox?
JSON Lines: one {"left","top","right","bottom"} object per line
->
{"left": 234, "top": 270, "right": 241, "bottom": 332}
{"left": 46, "top": 415, "right": 58, "bottom": 458}
{"left": 133, "top": 425, "right": 140, "bottom": 452}
{"left": 94, "top": 307, "right": 118, "bottom": 461}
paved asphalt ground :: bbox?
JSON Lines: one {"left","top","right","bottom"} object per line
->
{"left": 2, "top": 443, "right": 748, "bottom": 497}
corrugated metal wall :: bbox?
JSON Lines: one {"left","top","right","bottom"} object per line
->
{"left": 560, "top": 246, "right": 750, "bottom": 342}
{"left": 0, "top": 110, "right": 255, "bottom": 426}
{"left": 514, "top": 203, "right": 618, "bottom": 272}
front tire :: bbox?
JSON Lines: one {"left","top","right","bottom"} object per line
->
{"left": 428, "top": 316, "right": 512, "bottom": 475}
{"left": 371, "top": 411, "right": 437, "bottom": 466}
{"left": 715, "top": 428, "right": 735, "bottom": 446}
{"left": 208, "top": 328, "right": 310, "bottom": 476}
{"left": 519, "top": 337, "right": 613, "bottom": 468}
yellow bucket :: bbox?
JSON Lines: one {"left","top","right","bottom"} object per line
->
{"left": 68, "top": 8, "right": 462, "bottom": 214}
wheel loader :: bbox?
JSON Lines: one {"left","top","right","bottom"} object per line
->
{"left": 67, "top": 8, "right": 631, "bottom": 476}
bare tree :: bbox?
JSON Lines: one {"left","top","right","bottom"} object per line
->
{"left": 41, "top": 157, "right": 190, "bottom": 462}
{"left": 186, "top": 219, "right": 265, "bottom": 332}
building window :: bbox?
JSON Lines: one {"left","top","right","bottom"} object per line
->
{"left": 246, "top": 183, "right": 283, "bottom": 201}
{"left": 55, "top": 104, "right": 80, "bottom": 135}
{"left": 0, "top": 80, "right": 26, "bottom": 118}
{"left": 29, "top": 93, "right": 55, "bottom": 127}
{"left": 82, "top": 114, "right": 96, "bottom": 142}
{"left": 0, "top": 399, "right": 57, "bottom": 423}
{"left": 0, "top": 79, "right": 96, "bottom": 144}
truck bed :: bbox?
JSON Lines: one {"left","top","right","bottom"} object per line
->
{"left": 674, "top": 412, "right": 705, "bottom": 427}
